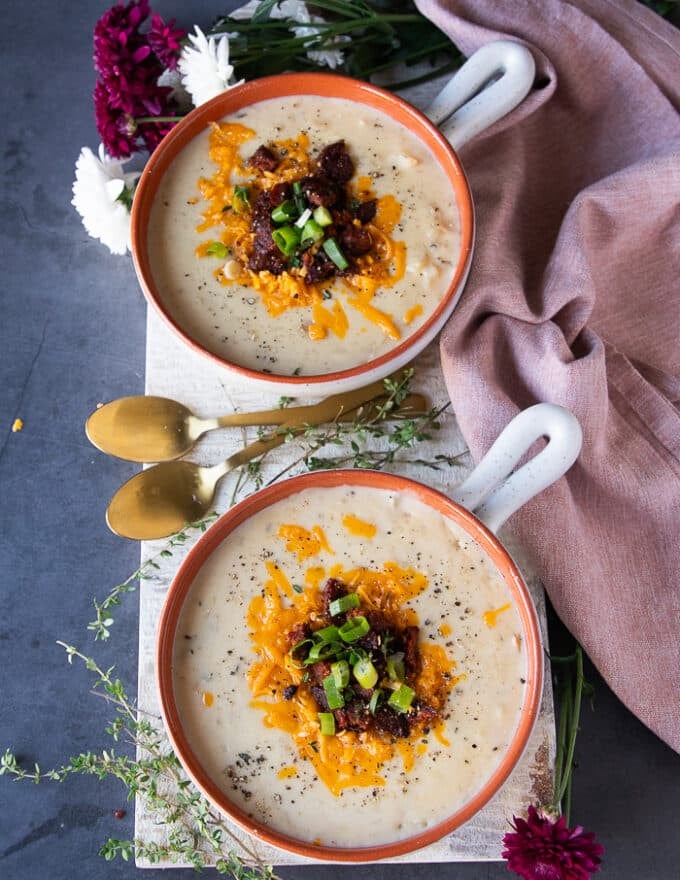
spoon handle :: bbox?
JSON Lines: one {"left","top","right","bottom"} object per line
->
{"left": 207, "top": 394, "right": 429, "bottom": 483}
{"left": 213, "top": 376, "right": 397, "bottom": 429}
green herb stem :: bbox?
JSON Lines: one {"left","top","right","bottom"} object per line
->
{"left": 135, "top": 116, "right": 184, "bottom": 124}
{"left": 551, "top": 644, "right": 586, "bottom": 824}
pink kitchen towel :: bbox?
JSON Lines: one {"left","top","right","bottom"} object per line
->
{"left": 416, "top": 0, "right": 680, "bottom": 751}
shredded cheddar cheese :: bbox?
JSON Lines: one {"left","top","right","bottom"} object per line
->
{"left": 195, "top": 123, "right": 410, "bottom": 342}
{"left": 277, "top": 524, "right": 333, "bottom": 561}
{"left": 342, "top": 514, "right": 377, "bottom": 539}
{"left": 247, "top": 532, "right": 458, "bottom": 797}
{"left": 404, "top": 303, "right": 424, "bottom": 324}
{"left": 483, "top": 603, "right": 511, "bottom": 628}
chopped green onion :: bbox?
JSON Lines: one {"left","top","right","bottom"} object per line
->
{"left": 292, "top": 583, "right": 303, "bottom": 594}
{"left": 331, "top": 659, "right": 350, "bottom": 689}
{"left": 306, "top": 640, "right": 341, "bottom": 664}
{"left": 387, "top": 652, "right": 406, "bottom": 682}
{"left": 368, "top": 689, "right": 383, "bottom": 715}
{"left": 318, "top": 712, "right": 335, "bottom": 736}
{"left": 300, "top": 219, "right": 325, "bottom": 247}
{"left": 388, "top": 683, "right": 415, "bottom": 713}
{"left": 293, "top": 180, "right": 306, "bottom": 213}
{"left": 272, "top": 225, "right": 301, "bottom": 256}
{"left": 232, "top": 185, "right": 250, "bottom": 213}
{"left": 322, "top": 237, "right": 349, "bottom": 270}
{"left": 328, "top": 593, "right": 360, "bottom": 617}
{"left": 289, "top": 638, "right": 313, "bottom": 665}
{"left": 314, "top": 625, "right": 340, "bottom": 643}
{"left": 205, "top": 241, "right": 228, "bottom": 259}
{"left": 348, "top": 646, "right": 368, "bottom": 666}
{"left": 313, "top": 205, "right": 333, "bottom": 227}
{"left": 271, "top": 199, "right": 298, "bottom": 224}
{"left": 322, "top": 674, "right": 345, "bottom": 710}
{"left": 338, "top": 615, "right": 370, "bottom": 643}
{"left": 353, "top": 657, "right": 378, "bottom": 689}
{"left": 294, "top": 207, "right": 312, "bottom": 228}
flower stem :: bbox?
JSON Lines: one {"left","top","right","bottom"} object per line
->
{"left": 135, "top": 116, "right": 184, "bottom": 124}
{"left": 551, "top": 644, "right": 585, "bottom": 823}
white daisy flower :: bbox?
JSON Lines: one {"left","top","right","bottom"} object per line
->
{"left": 157, "top": 68, "right": 193, "bottom": 113}
{"left": 71, "top": 144, "right": 139, "bottom": 256}
{"left": 231, "top": 1, "right": 347, "bottom": 69}
{"left": 178, "top": 26, "right": 244, "bottom": 108}
{"left": 228, "top": 0, "right": 266, "bottom": 18}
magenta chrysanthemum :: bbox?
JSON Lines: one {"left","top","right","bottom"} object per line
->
{"left": 94, "top": 81, "right": 138, "bottom": 159}
{"left": 502, "top": 806, "right": 604, "bottom": 880}
{"left": 148, "top": 13, "right": 186, "bottom": 70}
{"left": 93, "top": 0, "right": 181, "bottom": 158}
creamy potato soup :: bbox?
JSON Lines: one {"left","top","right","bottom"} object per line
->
{"left": 148, "top": 95, "right": 460, "bottom": 376}
{"left": 172, "top": 486, "right": 528, "bottom": 847}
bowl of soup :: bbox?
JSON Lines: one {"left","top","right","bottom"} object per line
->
{"left": 156, "top": 403, "right": 581, "bottom": 860}
{"left": 131, "top": 42, "right": 535, "bottom": 395}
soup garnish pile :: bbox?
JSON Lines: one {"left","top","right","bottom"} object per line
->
{"left": 247, "top": 548, "right": 460, "bottom": 797}
{"left": 197, "top": 129, "right": 407, "bottom": 343}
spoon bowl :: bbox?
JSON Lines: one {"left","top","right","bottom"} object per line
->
{"left": 105, "top": 395, "right": 429, "bottom": 540}
{"left": 86, "top": 376, "right": 416, "bottom": 463}
{"left": 87, "top": 396, "right": 202, "bottom": 462}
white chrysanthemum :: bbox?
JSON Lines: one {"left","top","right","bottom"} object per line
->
{"left": 178, "top": 26, "right": 244, "bottom": 108}
{"left": 157, "top": 68, "right": 193, "bottom": 113}
{"left": 71, "top": 144, "right": 139, "bottom": 256}
{"left": 231, "top": 1, "right": 347, "bottom": 69}
{"left": 293, "top": 23, "right": 346, "bottom": 70}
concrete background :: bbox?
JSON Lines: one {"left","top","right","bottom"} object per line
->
{"left": 1, "top": 2, "right": 678, "bottom": 878}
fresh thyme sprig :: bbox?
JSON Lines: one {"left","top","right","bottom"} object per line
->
{"left": 259, "top": 400, "right": 466, "bottom": 484}
{"left": 0, "top": 643, "right": 280, "bottom": 878}
{"left": 227, "top": 368, "right": 470, "bottom": 503}
{"left": 211, "top": 0, "right": 463, "bottom": 89}
{"left": 88, "top": 514, "right": 218, "bottom": 641}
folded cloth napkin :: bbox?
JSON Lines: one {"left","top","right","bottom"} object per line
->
{"left": 416, "top": 0, "right": 680, "bottom": 752}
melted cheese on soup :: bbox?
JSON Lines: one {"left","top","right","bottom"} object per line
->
{"left": 172, "top": 486, "right": 528, "bottom": 848}
{"left": 148, "top": 96, "right": 460, "bottom": 376}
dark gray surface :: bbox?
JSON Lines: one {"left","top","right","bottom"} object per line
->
{"left": 1, "top": 2, "right": 678, "bottom": 878}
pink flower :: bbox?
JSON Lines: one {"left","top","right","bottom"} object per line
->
{"left": 148, "top": 13, "right": 186, "bottom": 69}
{"left": 94, "top": 81, "right": 137, "bottom": 159}
{"left": 138, "top": 118, "right": 176, "bottom": 153}
{"left": 502, "top": 806, "right": 604, "bottom": 880}
{"left": 92, "top": 1, "right": 181, "bottom": 158}
{"left": 94, "top": 0, "right": 152, "bottom": 84}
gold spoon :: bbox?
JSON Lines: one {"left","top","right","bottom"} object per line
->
{"left": 87, "top": 378, "right": 400, "bottom": 463}
{"left": 105, "top": 394, "right": 428, "bottom": 541}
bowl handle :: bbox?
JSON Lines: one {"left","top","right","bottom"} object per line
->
{"left": 450, "top": 404, "right": 582, "bottom": 534}
{"left": 424, "top": 40, "right": 535, "bottom": 150}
